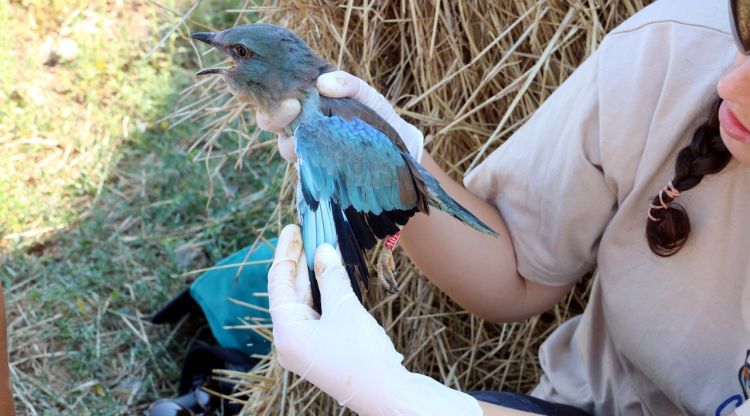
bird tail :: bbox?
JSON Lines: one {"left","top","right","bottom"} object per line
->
{"left": 418, "top": 166, "right": 498, "bottom": 237}
{"left": 301, "top": 198, "right": 368, "bottom": 313}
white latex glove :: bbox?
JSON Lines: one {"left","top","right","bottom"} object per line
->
{"left": 268, "top": 224, "right": 481, "bottom": 416}
{"left": 256, "top": 70, "right": 425, "bottom": 163}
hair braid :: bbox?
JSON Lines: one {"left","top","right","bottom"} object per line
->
{"left": 646, "top": 97, "right": 732, "bottom": 256}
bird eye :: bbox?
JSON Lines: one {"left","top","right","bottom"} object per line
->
{"left": 234, "top": 44, "right": 251, "bottom": 58}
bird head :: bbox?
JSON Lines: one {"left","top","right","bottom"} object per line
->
{"left": 191, "top": 24, "right": 332, "bottom": 112}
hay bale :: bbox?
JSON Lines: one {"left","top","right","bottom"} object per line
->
{"left": 178, "top": 1, "right": 653, "bottom": 413}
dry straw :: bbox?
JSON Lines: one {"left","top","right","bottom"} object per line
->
{"left": 173, "top": 0, "right": 652, "bottom": 413}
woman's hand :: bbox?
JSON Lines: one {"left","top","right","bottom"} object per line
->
{"left": 267, "top": 224, "right": 482, "bottom": 415}
{"left": 256, "top": 70, "right": 425, "bottom": 162}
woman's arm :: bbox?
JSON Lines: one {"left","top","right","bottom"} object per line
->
{"left": 479, "top": 401, "right": 541, "bottom": 416}
{"left": 401, "top": 154, "right": 574, "bottom": 323}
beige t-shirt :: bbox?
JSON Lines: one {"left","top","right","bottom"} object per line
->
{"left": 464, "top": 0, "right": 750, "bottom": 414}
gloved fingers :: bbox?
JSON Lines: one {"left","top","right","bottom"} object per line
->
{"left": 277, "top": 134, "right": 297, "bottom": 163}
{"left": 317, "top": 71, "right": 400, "bottom": 125}
{"left": 270, "top": 303, "right": 319, "bottom": 329}
{"left": 317, "top": 71, "right": 425, "bottom": 161}
{"left": 316, "top": 70, "right": 358, "bottom": 98}
{"left": 294, "top": 249, "right": 315, "bottom": 309}
{"left": 271, "top": 253, "right": 319, "bottom": 376}
{"left": 268, "top": 224, "right": 304, "bottom": 311}
{"left": 272, "top": 304, "right": 318, "bottom": 373}
{"left": 256, "top": 98, "right": 301, "bottom": 133}
{"left": 313, "top": 244, "right": 359, "bottom": 316}
{"left": 399, "top": 123, "right": 425, "bottom": 162}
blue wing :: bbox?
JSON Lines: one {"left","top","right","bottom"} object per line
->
{"left": 295, "top": 115, "right": 419, "bottom": 214}
{"left": 294, "top": 111, "right": 495, "bottom": 313}
{"left": 295, "top": 115, "right": 425, "bottom": 311}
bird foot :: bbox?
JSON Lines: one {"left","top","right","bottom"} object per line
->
{"left": 376, "top": 249, "right": 399, "bottom": 294}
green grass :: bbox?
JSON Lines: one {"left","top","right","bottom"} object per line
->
{"left": 0, "top": 1, "right": 283, "bottom": 414}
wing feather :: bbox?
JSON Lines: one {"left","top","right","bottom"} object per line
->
{"left": 296, "top": 115, "right": 417, "bottom": 214}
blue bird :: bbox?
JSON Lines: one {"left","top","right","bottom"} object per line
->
{"left": 191, "top": 24, "right": 496, "bottom": 312}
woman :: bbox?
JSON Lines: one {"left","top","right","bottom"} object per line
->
{"left": 263, "top": 0, "right": 750, "bottom": 414}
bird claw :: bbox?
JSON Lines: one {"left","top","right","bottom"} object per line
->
{"left": 377, "top": 249, "right": 399, "bottom": 294}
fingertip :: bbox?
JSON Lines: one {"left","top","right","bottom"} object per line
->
{"left": 314, "top": 243, "right": 338, "bottom": 259}
{"left": 317, "top": 71, "right": 358, "bottom": 98}
{"left": 277, "top": 134, "right": 297, "bottom": 163}
{"left": 273, "top": 224, "right": 302, "bottom": 265}
{"left": 294, "top": 250, "right": 314, "bottom": 307}
{"left": 268, "top": 225, "right": 303, "bottom": 310}
{"left": 313, "top": 244, "right": 357, "bottom": 314}
{"left": 256, "top": 99, "right": 300, "bottom": 132}
{"left": 279, "top": 98, "right": 302, "bottom": 114}
{"left": 255, "top": 110, "right": 283, "bottom": 133}
{"left": 281, "top": 223, "right": 301, "bottom": 238}
{"left": 255, "top": 111, "right": 272, "bottom": 132}
{"left": 313, "top": 244, "right": 341, "bottom": 275}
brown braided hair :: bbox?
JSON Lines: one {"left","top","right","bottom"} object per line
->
{"left": 646, "top": 97, "right": 732, "bottom": 256}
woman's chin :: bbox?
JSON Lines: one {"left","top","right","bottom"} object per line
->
{"left": 720, "top": 126, "right": 750, "bottom": 166}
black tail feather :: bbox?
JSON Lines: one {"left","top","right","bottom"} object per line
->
{"left": 332, "top": 202, "right": 368, "bottom": 294}
{"left": 309, "top": 267, "right": 322, "bottom": 314}
{"left": 309, "top": 201, "right": 417, "bottom": 313}
{"left": 364, "top": 212, "right": 397, "bottom": 238}
{"left": 344, "top": 207, "right": 378, "bottom": 250}
{"left": 343, "top": 206, "right": 416, "bottom": 250}
{"left": 309, "top": 201, "right": 368, "bottom": 314}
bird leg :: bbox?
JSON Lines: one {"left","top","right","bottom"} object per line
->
{"left": 376, "top": 232, "right": 401, "bottom": 294}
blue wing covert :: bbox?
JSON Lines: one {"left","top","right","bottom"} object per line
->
{"left": 297, "top": 116, "right": 418, "bottom": 213}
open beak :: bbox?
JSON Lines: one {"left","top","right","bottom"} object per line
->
{"left": 191, "top": 32, "right": 227, "bottom": 76}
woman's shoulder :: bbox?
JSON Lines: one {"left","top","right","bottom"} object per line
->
{"left": 596, "top": 0, "right": 733, "bottom": 69}
{"left": 593, "top": 0, "right": 737, "bottom": 205}
{"left": 609, "top": 0, "right": 730, "bottom": 37}
{"left": 597, "top": 0, "right": 733, "bottom": 61}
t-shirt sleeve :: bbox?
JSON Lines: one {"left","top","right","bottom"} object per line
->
{"left": 735, "top": 400, "right": 750, "bottom": 416}
{"left": 463, "top": 47, "right": 614, "bottom": 287}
